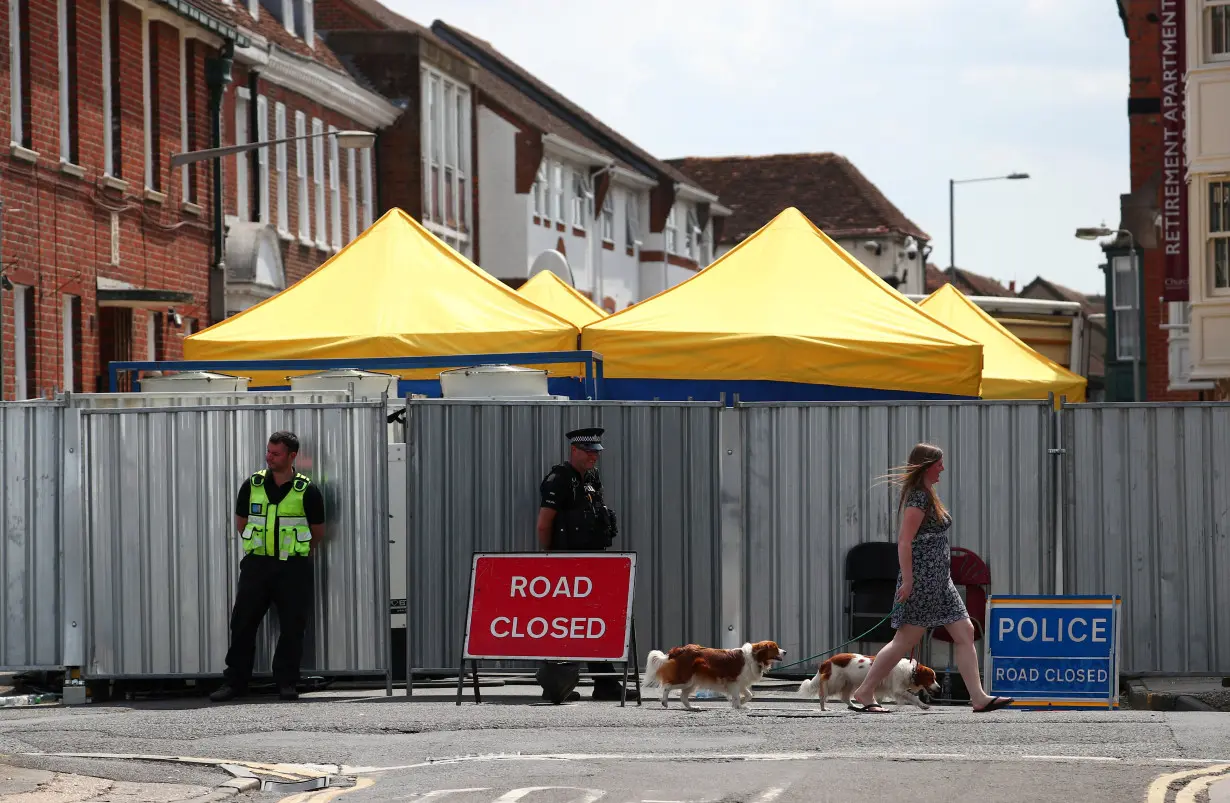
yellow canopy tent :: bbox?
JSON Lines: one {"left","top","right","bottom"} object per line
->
{"left": 184, "top": 208, "right": 580, "bottom": 387}
{"left": 517, "top": 270, "right": 608, "bottom": 328}
{"left": 918, "top": 283, "right": 1087, "bottom": 403}
{"left": 581, "top": 207, "right": 984, "bottom": 401}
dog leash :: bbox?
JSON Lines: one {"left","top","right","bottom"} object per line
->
{"left": 765, "top": 602, "right": 905, "bottom": 676}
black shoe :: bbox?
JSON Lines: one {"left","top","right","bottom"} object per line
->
{"left": 278, "top": 685, "right": 299, "bottom": 701}
{"left": 592, "top": 683, "right": 639, "bottom": 701}
{"left": 209, "top": 684, "right": 245, "bottom": 702}
{"left": 542, "top": 689, "right": 581, "bottom": 703}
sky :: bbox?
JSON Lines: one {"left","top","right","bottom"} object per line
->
{"left": 386, "top": 0, "right": 1129, "bottom": 296}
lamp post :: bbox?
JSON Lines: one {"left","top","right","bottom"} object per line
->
{"left": 170, "top": 128, "right": 376, "bottom": 169}
{"left": 948, "top": 172, "right": 1030, "bottom": 270}
{"left": 1076, "top": 225, "right": 1139, "bottom": 401}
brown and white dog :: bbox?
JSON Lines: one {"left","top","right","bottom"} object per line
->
{"left": 643, "top": 641, "right": 785, "bottom": 710}
{"left": 796, "top": 652, "right": 941, "bottom": 711}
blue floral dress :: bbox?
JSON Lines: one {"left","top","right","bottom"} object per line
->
{"left": 891, "top": 488, "right": 968, "bottom": 630}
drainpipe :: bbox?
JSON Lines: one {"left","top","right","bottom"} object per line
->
{"left": 248, "top": 69, "right": 259, "bottom": 222}
{"left": 205, "top": 40, "right": 234, "bottom": 324}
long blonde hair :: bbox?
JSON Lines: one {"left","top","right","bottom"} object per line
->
{"left": 878, "top": 442, "right": 948, "bottom": 522}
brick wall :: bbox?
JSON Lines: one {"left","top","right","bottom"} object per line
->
{"left": 1125, "top": 0, "right": 1204, "bottom": 401}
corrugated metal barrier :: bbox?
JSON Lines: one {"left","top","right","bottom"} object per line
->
{"left": 76, "top": 400, "right": 390, "bottom": 680}
{"left": 0, "top": 401, "right": 66, "bottom": 670}
{"left": 1063, "top": 402, "right": 1230, "bottom": 674}
{"left": 405, "top": 400, "right": 724, "bottom": 671}
{"left": 733, "top": 400, "right": 1055, "bottom": 670}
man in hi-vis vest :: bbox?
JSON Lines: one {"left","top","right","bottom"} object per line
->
{"left": 210, "top": 430, "right": 325, "bottom": 702}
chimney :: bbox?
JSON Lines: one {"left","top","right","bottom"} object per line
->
{"left": 1009, "top": 280, "right": 1016, "bottom": 293}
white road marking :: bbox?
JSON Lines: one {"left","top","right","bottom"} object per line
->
{"left": 1146, "top": 764, "right": 1230, "bottom": 803}
{"left": 491, "top": 787, "right": 605, "bottom": 803}
{"left": 749, "top": 788, "right": 784, "bottom": 803}
{"left": 392, "top": 788, "right": 492, "bottom": 801}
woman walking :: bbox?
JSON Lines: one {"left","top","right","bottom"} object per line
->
{"left": 849, "top": 442, "right": 1012, "bottom": 714}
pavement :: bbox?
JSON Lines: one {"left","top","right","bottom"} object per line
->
{"left": 0, "top": 678, "right": 1229, "bottom": 802}
{"left": 1125, "top": 675, "right": 1230, "bottom": 712}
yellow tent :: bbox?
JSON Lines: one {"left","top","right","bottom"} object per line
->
{"left": 518, "top": 270, "right": 608, "bottom": 328}
{"left": 919, "top": 283, "right": 1087, "bottom": 403}
{"left": 184, "top": 208, "right": 579, "bottom": 387}
{"left": 581, "top": 207, "right": 984, "bottom": 400}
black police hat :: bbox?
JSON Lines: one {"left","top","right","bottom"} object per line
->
{"left": 566, "top": 426, "right": 604, "bottom": 451}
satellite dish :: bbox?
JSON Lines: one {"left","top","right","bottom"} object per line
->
{"left": 529, "top": 249, "right": 574, "bottom": 285}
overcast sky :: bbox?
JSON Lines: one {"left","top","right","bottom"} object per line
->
{"left": 387, "top": 0, "right": 1127, "bottom": 296}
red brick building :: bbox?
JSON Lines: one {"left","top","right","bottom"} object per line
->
{"left": 0, "top": 0, "right": 397, "bottom": 397}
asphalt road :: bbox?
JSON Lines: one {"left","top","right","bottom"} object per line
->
{"left": 1, "top": 682, "right": 1228, "bottom": 803}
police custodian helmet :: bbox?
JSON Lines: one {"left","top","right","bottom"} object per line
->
{"left": 566, "top": 427, "right": 604, "bottom": 451}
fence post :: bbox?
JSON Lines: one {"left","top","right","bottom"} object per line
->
{"left": 718, "top": 403, "right": 744, "bottom": 649}
{"left": 1050, "top": 395, "right": 1066, "bottom": 595}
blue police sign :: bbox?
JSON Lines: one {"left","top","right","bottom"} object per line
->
{"left": 985, "top": 595, "right": 1122, "bottom": 710}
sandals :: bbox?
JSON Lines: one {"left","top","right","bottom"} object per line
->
{"left": 973, "top": 696, "right": 1014, "bottom": 713}
{"left": 848, "top": 701, "right": 890, "bottom": 713}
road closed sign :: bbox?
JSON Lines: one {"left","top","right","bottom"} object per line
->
{"left": 462, "top": 552, "right": 637, "bottom": 662}
{"left": 985, "top": 595, "right": 1122, "bottom": 709}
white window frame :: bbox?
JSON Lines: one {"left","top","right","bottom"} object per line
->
{"left": 234, "top": 88, "right": 250, "bottom": 221}
{"left": 625, "top": 192, "right": 638, "bottom": 250}
{"left": 142, "top": 12, "right": 152, "bottom": 189}
{"left": 295, "top": 110, "right": 310, "bottom": 243}
{"left": 419, "top": 63, "right": 472, "bottom": 252}
{"left": 665, "top": 206, "right": 678, "bottom": 254}
{"left": 13, "top": 285, "right": 29, "bottom": 400}
{"left": 62, "top": 294, "right": 75, "bottom": 392}
{"left": 101, "top": 0, "right": 114, "bottom": 176}
{"left": 1206, "top": 0, "right": 1230, "bottom": 62}
{"left": 1111, "top": 254, "right": 1138, "bottom": 361}
{"left": 299, "top": 0, "right": 314, "bottom": 48}
{"left": 347, "top": 147, "right": 357, "bottom": 242}
{"left": 247, "top": 0, "right": 258, "bottom": 20}
{"left": 686, "top": 208, "right": 701, "bottom": 261}
{"left": 1209, "top": 177, "right": 1230, "bottom": 293}
{"left": 275, "top": 102, "right": 288, "bottom": 235}
{"left": 533, "top": 162, "right": 546, "bottom": 218}
{"left": 360, "top": 147, "right": 373, "bottom": 229}
{"left": 312, "top": 117, "right": 326, "bottom": 249}
{"left": 281, "top": 0, "right": 295, "bottom": 35}
{"left": 328, "top": 124, "right": 341, "bottom": 249}
{"left": 9, "top": 0, "right": 27, "bottom": 149}
{"left": 571, "top": 170, "right": 587, "bottom": 230}
{"left": 58, "top": 0, "right": 73, "bottom": 163}
{"left": 179, "top": 32, "right": 189, "bottom": 200}
{"left": 601, "top": 190, "right": 614, "bottom": 243}
{"left": 551, "top": 161, "right": 564, "bottom": 223}
{"left": 257, "top": 94, "right": 269, "bottom": 224}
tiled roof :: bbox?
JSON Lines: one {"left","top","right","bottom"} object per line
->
{"left": 924, "top": 264, "right": 1015, "bottom": 297}
{"left": 181, "top": 0, "right": 348, "bottom": 74}
{"left": 1020, "top": 277, "right": 1104, "bottom": 314}
{"left": 665, "top": 152, "right": 928, "bottom": 243}
{"left": 430, "top": 20, "right": 708, "bottom": 193}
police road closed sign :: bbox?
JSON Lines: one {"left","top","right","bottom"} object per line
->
{"left": 985, "top": 595, "right": 1122, "bottom": 709}
{"left": 462, "top": 552, "right": 636, "bottom": 662}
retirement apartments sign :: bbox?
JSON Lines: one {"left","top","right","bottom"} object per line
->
{"left": 1160, "top": 0, "right": 1188, "bottom": 302}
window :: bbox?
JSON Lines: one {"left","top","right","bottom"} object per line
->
{"left": 1208, "top": 1, "right": 1230, "bottom": 60}
{"left": 13, "top": 285, "right": 34, "bottom": 399}
{"left": 347, "top": 147, "right": 357, "bottom": 242}
{"left": 296, "top": 0, "right": 314, "bottom": 47}
{"left": 257, "top": 94, "right": 269, "bottom": 223}
{"left": 59, "top": 0, "right": 79, "bottom": 165}
{"left": 275, "top": 102, "right": 288, "bottom": 234}
{"left": 1211, "top": 179, "right": 1230, "bottom": 290}
{"left": 665, "top": 207, "right": 678, "bottom": 254}
{"left": 686, "top": 208, "right": 701, "bottom": 260}
{"left": 625, "top": 192, "right": 638, "bottom": 250}
{"left": 702, "top": 225, "right": 713, "bottom": 266}
{"left": 63, "top": 295, "right": 82, "bottom": 393}
{"left": 1112, "top": 254, "right": 1138, "bottom": 360}
{"left": 295, "top": 111, "right": 309, "bottom": 242}
{"left": 419, "top": 64, "right": 472, "bottom": 250}
{"left": 144, "top": 16, "right": 161, "bottom": 192}
{"left": 532, "top": 162, "right": 546, "bottom": 218}
{"left": 102, "top": 0, "right": 122, "bottom": 178}
{"left": 181, "top": 36, "right": 198, "bottom": 202}
{"left": 234, "top": 90, "right": 249, "bottom": 220}
{"left": 551, "top": 162, "right": 563, "bottom": 223}
{"left": 360, "top": 147, "right": 373, "bottom": 229}
{"left": 571, "top": 170, "right": 587, "bottom": 230}
{"left": 10, "top": 0, "right": 31, "bottom": 149}
{"left": 328, "top": 124, "right": 341, "bottom": 249}
{"left": 312, "top": 117, "right": 326, "bottom": 248}
{"left": 601, "top": 191, "right": 614, "bottom": 242}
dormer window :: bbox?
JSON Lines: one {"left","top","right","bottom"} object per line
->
{"left": 259, "top": 0, "right": 314, "bottom": 46}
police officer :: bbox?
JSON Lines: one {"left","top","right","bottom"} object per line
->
{"left": 535, "top": 427, "right": 638, "bottom": 702}
{"left": 210, "top": 431, "right": 325, "bottom": 702}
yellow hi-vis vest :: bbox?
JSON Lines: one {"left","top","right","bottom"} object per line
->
{"left": 241, "top": 469, "right": 312, "bottom": 560}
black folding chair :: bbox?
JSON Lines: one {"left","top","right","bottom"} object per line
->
{"left": 845, "top": 542, "right": 900, "bottom": 655}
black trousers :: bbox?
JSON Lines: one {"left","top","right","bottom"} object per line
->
{"left": 223, "top": 554, "right": 313, "bottom": 688}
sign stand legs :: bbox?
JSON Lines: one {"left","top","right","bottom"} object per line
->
{"left": 456, "top": 659, "right": 482, "bottom": 706}
{"left": 621, "top": 616, "right": 642, "bottom": 708}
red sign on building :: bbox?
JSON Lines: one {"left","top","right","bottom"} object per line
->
{"left": 1160, "top": 0, "right": 1188, "bottom": 302}
{"left": 462, "top": 553, "right": 637, "bottom": 662}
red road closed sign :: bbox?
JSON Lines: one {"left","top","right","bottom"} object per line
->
{"left": 462, "top": 552, "right": 637, "bottom": 662}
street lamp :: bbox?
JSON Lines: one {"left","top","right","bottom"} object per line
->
{"left": 1075, "top": 225, "right": 1140, "bottom": 401}
{"left": 948, "top": 172, "right": 1030, "bottom": 270}
{"left": 169, "top": 128, "right": 376, "bottom": 169}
